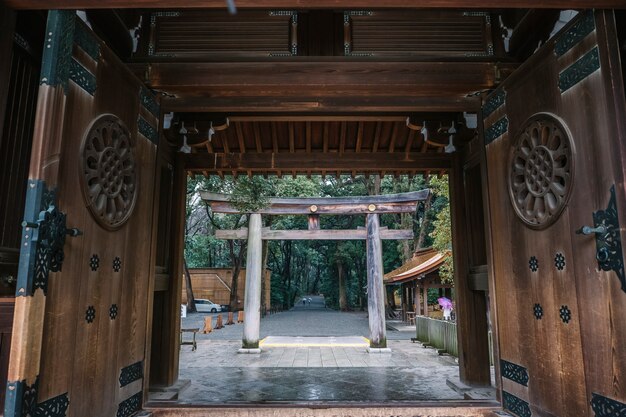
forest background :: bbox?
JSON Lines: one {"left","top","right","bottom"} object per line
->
{"left": 184, "top": 174, "right": 451, "bottom": 311}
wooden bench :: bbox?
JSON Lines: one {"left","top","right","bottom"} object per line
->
{"left": 180, "top": 328, "right": 200, "bottom": 351}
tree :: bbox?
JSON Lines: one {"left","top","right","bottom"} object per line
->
{"left": 428, "top": 176, "right": 453, "bottom": 284}
{"left": 183, "top": 173, "right": 452, "bottom": 311}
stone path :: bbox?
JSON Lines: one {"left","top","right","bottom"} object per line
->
{"left": 174, "top": 295, "right": 474, "bottom": 403}
{"left": 181, "top": 295, "right": 414, "bottom": 341}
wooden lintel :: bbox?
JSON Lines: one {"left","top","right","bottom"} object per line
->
{"left": 209, "top": 201, "right": 418, "bottom": 215}
{"left": 185, "top": 152, "right": 452, "bottom": 173}
{"left": 202, "top": 189, "right": 429, "bottom": 215}
{"left": 215, "top": 228, "right": 414, "bottom": 240}
{"left": 163, "top": 96, "right": 481, "bottom": 114}
{"left": 9, "top": 1, "right": 624, "bottom": 9}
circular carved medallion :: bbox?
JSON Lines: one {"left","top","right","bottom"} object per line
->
{"left": 508, "top": 114, "right": 574, "bottom": 229}
{"left": 80, "top": 114, "right": 137, "bottom": 230}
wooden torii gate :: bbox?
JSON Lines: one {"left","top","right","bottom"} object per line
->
{"left": 201, "top": 190, "right": 430, "bottom": 352}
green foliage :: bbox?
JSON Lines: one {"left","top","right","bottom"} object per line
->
{"left": 228, "top": 176, "right": 276, "bottom": 212}
{"left": 184, "top": 173, "right": 453, "bottom": 310}
{"left": 428, "top": 176, "right": 454, "bottom": 284}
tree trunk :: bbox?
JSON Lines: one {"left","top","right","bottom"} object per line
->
{"left": 184, "top": 258, "right": 197, "bottom": 312}
{"left": 260, "top": 216, "right": 272, "bottom": 313}
{"left": 229, "top": 240, "right": 246, "bottom": 310}
{"left": 337, "top": 260, "right": 348, "bottom": 311}
{"left": 415, "top": 191, "right": 434, "bottom": 250}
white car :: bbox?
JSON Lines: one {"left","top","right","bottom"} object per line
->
{"left": 195, "top": 299, "right": 222, "bottom": 313}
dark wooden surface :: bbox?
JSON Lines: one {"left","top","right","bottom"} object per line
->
{"left": 185, "top": 152, "right": 452, "bottom": 177}
{"left": 0, "top": 11, "right": 41, "bottom": 298}
{"left": 484, "top": 10, "right": 626, "bottom": 416}
{"left": 133, "top": 60, "right": 515, "bottom": 115}
{"left": 5, "top": 0, "right": 626, "bottom": 9}
{"left": 12, "top": 17, "right": 160, "bottom": 416}
{"left": 450, "top": 154, "right": 491, "bottom": 387}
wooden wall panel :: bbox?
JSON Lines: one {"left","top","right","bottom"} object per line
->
{"left": 25, "top": 18, "right": 160, "bottom": 417}
{"left": 181, "top": 268, "right": 271, "bottom": 310}
{"left": 142, "top": 10, "right": 294, "bottom": 59}
{"left": 484, "top": 10, "right": 626, "bottom": 416}
{"left": 347, "top": 10, "right": 493, "bottom": 58}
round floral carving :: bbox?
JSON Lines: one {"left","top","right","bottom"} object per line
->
{"left": 508, "top": 114, "right": 574, "bottom": 229}
{"left": 80, "top": 114, "right": 137, "bottom": 230}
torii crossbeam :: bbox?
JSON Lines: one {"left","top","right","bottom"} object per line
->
{"left": 202, "top": 190, "right": 430, "bottom": 352}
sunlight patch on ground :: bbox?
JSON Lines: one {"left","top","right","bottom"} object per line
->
{"left": 259, "top": 336, "right": 369, "bottom": 348}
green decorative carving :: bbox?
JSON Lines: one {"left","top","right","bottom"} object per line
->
{"left": 69, "top": 59, "right": 96, "bottom": 95}
{"left": 137, "top": 116, "right": 159, "bottom": 144}
{"left": 140, "top": 87, "right": 160, "bottom": 118}
{"left": 74, "top": 21, "right": 100, "bottom": 61}
{"left": 485, "top": 116, "right": 509, "bottom": 145}
{"left": 503, "top": 391, "right": 532, "bottom": 417}
{"left": 4, "top": 376, "right": 69, "bottom": 417}
{"left": 559, "top": 46, "right": 600, "bottom": 93}
{"left": 483, "top": 89, "right": 506, "bottom": 118}
{"left": 501, "top": 360, "right": 529, "bottom": 386}
{"left": 117, "top": 392, "right": 141, "bottom": 417}
{"left": 555, "top": 10, "right": 595, "bottom": 57}
{"left": 40, "top": 11, "right": 76, "bottom": 93}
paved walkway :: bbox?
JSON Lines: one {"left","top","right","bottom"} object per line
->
{"left": 173, "top": 295, "right": 477, "bottom": 403}
{"left": 181, "top": 295, "right": 415, "bottom": 341}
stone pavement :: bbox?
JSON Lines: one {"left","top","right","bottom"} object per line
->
{"left": 181, "top": 295, "right": 414, "bottom": 341}
{"left": 173, "top": 295, "right": 477, "bottom": 403}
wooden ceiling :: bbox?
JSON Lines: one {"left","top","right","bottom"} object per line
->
{"left": 124, "top": 10, "right": 518, "bottom": 115}
{"left": 7, "top": 5, "right": 592, "bottom": 176}
{"left": 177, "top": 118, "right": 469, "bottom": 177}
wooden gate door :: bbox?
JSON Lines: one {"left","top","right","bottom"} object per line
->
{"left": 484, "top": 10, "right": 626, "bottom": 417}
{"left": 4, "top": 11, "right": 160, "bottom": 417}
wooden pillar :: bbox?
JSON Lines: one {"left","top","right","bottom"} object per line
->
{"left": 450, "top": 155, "right": 491, "bottom": 386}
{"left": 416, "top": 285, "right": 422, "bottom": 315}
{"left": 423, "top": 283, "right": 429, "bottom": 316}
{"left": 159, "top": 154, "right": 187, "bottom": 386}
{"left": 413, "top": 283, "right": 419, "bottom": 315}
{"left": 241, "top": 213, "right": 262, "bottom": 350}
{"left": 366, "top": 213, "right": 387, "bottom": 349}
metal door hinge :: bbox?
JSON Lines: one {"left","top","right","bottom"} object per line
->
{"left": 16, "top": 180, "right": 81, "bottom": 297}
{"left": 576, "top": 185, "right": 625, "bottom": 293}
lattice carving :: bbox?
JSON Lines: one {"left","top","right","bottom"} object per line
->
{"left": 503, "top": 391, "right": 532, "bottom": 417}
{"left": 80, "top": 115, "right": 137, "bottom": 230}
{"left": 501, "top": 359, "right": 529, "bottom": 386}
{"left": 591, "top": 392, "right": 626, "bottom": 416}
{"left": 508, "top": 114, "right": 574, "bottom": 229}
{"left": 117, "top": 392, "right": 142, "bottom": 417}
{"left": 119, "top": 361, "right": 143, "bottom": 387}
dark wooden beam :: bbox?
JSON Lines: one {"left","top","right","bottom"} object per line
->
{"left": 6, "top": 1, "right": 624, "bottom": 9}
{"left": 229, "top": 115, "right": 409, "bottom": 122}
{"left": 163, "top": 96, "right": 482, "bottom": 113}
{"left": 136, "top": 61, "right": 513, "bottom": 97}
{"left": 202, "top": 189, "right": 428, "bottom": 214}
{"left": 184, "top": 152, "right": 452, "bottom": 173}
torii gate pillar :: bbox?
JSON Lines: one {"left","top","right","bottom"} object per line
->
{"left": 366, "top": 213, "right": 389, "bottom": 351}
{"left": 239, "top": 213, "right": 263, "bottom": 352}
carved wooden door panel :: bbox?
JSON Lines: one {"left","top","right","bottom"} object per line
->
{"left": 484, "top": 10, "right": 626, "bottom": 417}
{"left": 5, "top": 12, "right": 160, "bottom": 417}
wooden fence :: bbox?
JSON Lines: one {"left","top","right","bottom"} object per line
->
{"left": 414, "top": 316, "right": 493, "bottom": 365}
